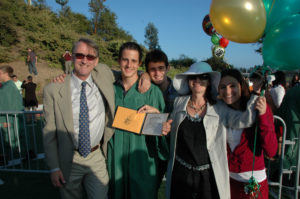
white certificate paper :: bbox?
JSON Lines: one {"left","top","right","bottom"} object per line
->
{"left": 142, "top": 113, "right": 169, "bottom": 136}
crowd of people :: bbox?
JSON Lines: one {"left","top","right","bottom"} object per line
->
{"left": 1, "top": 38, "right": 300, "bottom": 199}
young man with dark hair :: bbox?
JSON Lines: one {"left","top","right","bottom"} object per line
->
{"left": 145, "top": 49, "right": 178, "bottom": 113}
{"left": 108, "top": 42, "right": 170, "bottom": 199}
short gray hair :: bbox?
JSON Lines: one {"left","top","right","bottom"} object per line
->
{"left": 72, "top": 38, "right": 99, "bottom": 57}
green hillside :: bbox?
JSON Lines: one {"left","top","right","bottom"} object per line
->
{"left": 0, "top": 0, "right": 141, "bottom": 68}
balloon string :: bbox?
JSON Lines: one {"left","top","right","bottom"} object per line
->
{"left": 251, "top": 89, "right": 264, "bottom": 176}
{"left": 268, "top": 0, "right": 276, "bottom": 17}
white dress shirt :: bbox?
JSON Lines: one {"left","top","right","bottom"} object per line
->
{"left": 70, "top": 73, "right": 105, "bottom": 149}
{"left": 270, "top": 84, "right": 285, "bottom": 108}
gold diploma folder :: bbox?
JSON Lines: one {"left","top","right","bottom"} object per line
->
{"left": 112, "top": 106, "right": 169, "bottom": 136}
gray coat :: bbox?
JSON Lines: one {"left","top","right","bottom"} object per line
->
{"left": 165, "top": 95, "right": 257, "bottom": 199}
{"left": 43, "top": 63, "right": 115, "bottom": 182}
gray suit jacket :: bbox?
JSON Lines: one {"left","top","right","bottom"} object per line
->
{"left": 43, "top": 63, "right": 115, "bottom": 182}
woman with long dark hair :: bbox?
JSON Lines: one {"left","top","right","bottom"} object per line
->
{"left": 165, "top": 63, "right": 258, "bottom": 199}
{"left": 219, "top": 69, "right": 277, "bottom": 199}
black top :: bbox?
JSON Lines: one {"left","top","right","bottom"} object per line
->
{"left": 21, "top": 82, "right": 38, "bottom": 107}
{"left": 176, "top": 115, "right": 211, "bottom": 166}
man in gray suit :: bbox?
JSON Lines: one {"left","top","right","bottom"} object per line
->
{"left": 43, "top": 38, "right": 115, "bottom": 199}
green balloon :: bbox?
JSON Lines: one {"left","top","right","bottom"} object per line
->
{"left": 211, "top": 34, "right": 220, "bottom": 45}
{"left": 263, "top": 14, "right": 300, "bottom": 71}
{"left": 265, "top": 0, "right": 300, "bottom": 34}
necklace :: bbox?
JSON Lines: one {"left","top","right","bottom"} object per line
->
{"left": 188, "top": 100, "right": 206, "bottom": 118}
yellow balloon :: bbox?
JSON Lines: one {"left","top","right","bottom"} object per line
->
{"left": 210, "top": 0, "right": 266, "bottom": 43}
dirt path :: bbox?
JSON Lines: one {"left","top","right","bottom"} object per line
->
{"left": 0, "top": 60, "right": 64, "bottom": 103}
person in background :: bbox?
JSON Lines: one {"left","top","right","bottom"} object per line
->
{"left": 267, "top": 74, "right": 275, "bottom": 91}
{"left": 0, "top": 65, "right": 24, "bottom": 126}
{"left": 166, "top": 62, "right": 257, "bottom": 199}
{"left": 63, "top": 50, "right": 72, "bottom": 74}
{"left": 107, "top": 42, "right": 171, "bottom": 199}
{"left": 22, "top": 76, "right": 38, "bottom": 111}
{"left": 27, "top": 48, "right": 38, "bottom": 76}
{"left": 270, "top": 71, "right": 286, "bottom": 110}
{"left": 290, "top": 73, "right": 300, "bottom": 88}
{"left": 11, "top": 74, "right": 23, "bottom": 95}
{"left": 276, "top": 85, "right": 300, "bottom": 186}
{"left": 0, "top": 65, "right": 24, "bottom": 172}
{"left": 145, "top": 49, "right": 178, "bottom": 113}
{"left": 219, "top": 69, "right": 277, "bottom": 199}
{"left": 249, "top": 71, "right": 265, "bottom": 96}
{"left": 43, "top": 38, "right": 115, "bottom": 199}
{"left": 249, "top": 71, "right": 276, "bottom": 113}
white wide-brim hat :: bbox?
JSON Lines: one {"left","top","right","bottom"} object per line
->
{"left": 173, "top": 62, "right": 221, "bottom": 96}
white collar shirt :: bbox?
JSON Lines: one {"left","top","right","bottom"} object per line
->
{"left": 70, "top": 72, "right": 105, "bottom": 149}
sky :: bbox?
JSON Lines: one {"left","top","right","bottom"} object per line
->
{"left": 45, "top": 0, "right": 263, "bottom": 69}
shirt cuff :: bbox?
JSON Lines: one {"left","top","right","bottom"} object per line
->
{"left": 50, "top": 168, "right": 60, "bottom": 173}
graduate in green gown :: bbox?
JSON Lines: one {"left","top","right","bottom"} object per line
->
{"left": 108, "top": 42, "right": 169, "bottom": 199}
{"left": 0, "top": 65, "right": 24, "bottom": 154}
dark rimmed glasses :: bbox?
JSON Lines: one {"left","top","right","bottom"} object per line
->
{"left": 74, "top": 53, "right": 97, "bottom": 61}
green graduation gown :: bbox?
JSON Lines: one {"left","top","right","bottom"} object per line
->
{"left": 0, "top": 80, "right": 24, "bottom": 151}
{"left": 108, "top": 81, "right": 169, "bottom": 199}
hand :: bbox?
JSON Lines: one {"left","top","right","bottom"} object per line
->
{"left": 138, "top": 72, "right": 151, "bottom": 94}
{"left": 162, "top": 119, "right": 173, "bottom": 136}
{"left": 52, "top": 74, "right": 66, "bottom": 83}
{"left": 51, "top": 170, "right": 66, "bottom": 188}
{"left": 137, "top": 105, "right": 160, "bottom": 113}
{"left": 2, "top": 123, "right": 10, "bottom": 128}
{"left": 255, "top": 96, "right": 267, "bottom": 115}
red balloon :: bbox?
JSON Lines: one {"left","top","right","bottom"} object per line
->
{"left": 219, "top": 37, "right": 229, "bottom": 48}
{"left": 202, "top": 14, "right": 216, "bottom": 36}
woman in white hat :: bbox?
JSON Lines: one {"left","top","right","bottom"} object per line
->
{"left": 165, "top": 62, "right": 258, "bottom": 199}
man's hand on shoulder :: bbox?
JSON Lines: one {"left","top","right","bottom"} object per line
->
{"left": 52, "top": 74, "right": 66, "bottom": 83}
{"left": 138, "top": 72, "right": 151, "bottom": 94}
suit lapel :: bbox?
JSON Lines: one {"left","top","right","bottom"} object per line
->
{"left": 57, "top": 76, "right": 75, "bottom": 134}
{"left": 92, "top": 67, "right": 115, "bottom": 117}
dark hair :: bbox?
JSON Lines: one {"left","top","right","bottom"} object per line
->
{"left": 72, "top": 38, "right": 99, "bottom": 58}
{"left": 118, "top": 42, "right": 143, "bottom": 62}
{"left": 250, "top": 72, "right": 263, "bottom": 81}
{"left": 0, "top": 65, "right": 14, "bottom": 77}
{"left": 250, "top": 70, "right": 267, "bottom": 91}
{"left": 145, "top": 49, "right": 169, "bottom": 72}
{"left": 291, "top": 73, "right": 299, "bottom": 87}
{"left": 11, "top": 74, "right": 17, "bottom": 78}
{"left": 221, "top": 69, "right": 251, "bottom": 111}
{"left": 187, "top": 74, "right": 216, "bottom": 105}
{"left": 273, "top": 71, "right": 286, "bottom": 87}
{"left": 27, "top": 75, "right": 33, "bottom": 81}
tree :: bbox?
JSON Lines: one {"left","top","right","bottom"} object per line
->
{"left": 204, "top": 57, "right": 233, "bottom": 72}
{"left": 144, "top": 22, "right": 160, "bottom": 50}
{"left": 55, "top": 0, "right": 68, "bottom": 11}
{"left": 170, "top": 54, "right": 196, "bottom": 68}
{"left": 32, "top": 0, "right": 47, "bottom": 9}
{"left": 89, "top": 0, "right": 106, "bottom": 34}
{"left": 98, "top": 8, "right": 133, "bottom": 41}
